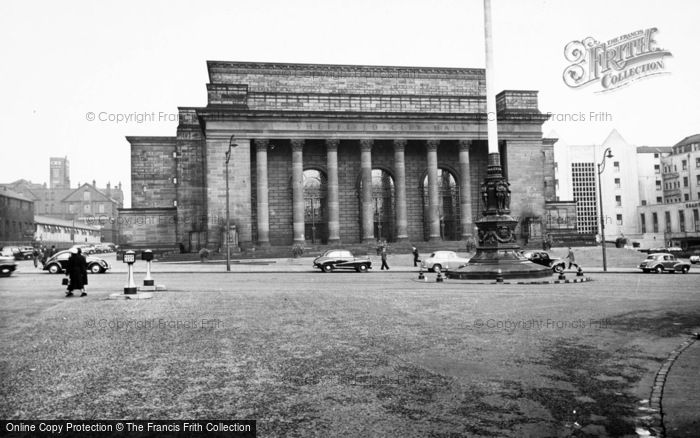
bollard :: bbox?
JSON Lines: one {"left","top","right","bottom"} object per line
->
{"left": 123, "top": 250, "right": 137, "bottom": 294}
{"left": 576, "top": 267, "right": 584, "bottom": 277}
{"left": 418, "top": 266, "right": 425, "bottom": 281}
{"left": 496, "top": 268, "right": 504, "bottom": 283}
{"left": 435, "top": 266, "right": 444, "bottom": 283}
{"left": 142, "top": 250, "right": 154, "bottom": 286}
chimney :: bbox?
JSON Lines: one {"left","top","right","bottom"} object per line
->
{"left": 106, "top": 182, "right": 111, "bottom": 196}
{"left": 92, "top": 180, "right": 96, "bottom": 187}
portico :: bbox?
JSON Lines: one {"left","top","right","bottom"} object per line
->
{"left": 123, "top": 61, "right": 552, "bottom": 252}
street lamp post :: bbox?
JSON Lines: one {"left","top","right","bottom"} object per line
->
{"left": 597, "top": 147, "right": 614, "bottom": 272}
{"left": 225, "top": 135, "right": 238, "bottom": 272}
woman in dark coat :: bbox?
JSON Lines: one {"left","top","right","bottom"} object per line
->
{"left": 65, "top": 247, "right": 88, "bottom": 297}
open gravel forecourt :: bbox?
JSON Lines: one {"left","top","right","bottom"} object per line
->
{"left": 0, "top": 272, "right": 698, "bottom": 437}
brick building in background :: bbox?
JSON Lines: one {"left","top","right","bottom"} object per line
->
{"left": 122, "top": 61, "right": 554, "bottom": 252}
{"left": 1, "top": 158, "right": 124, "bottom": 244}
{"left": 0, "top": 186, "right": 35, "bottom": 244}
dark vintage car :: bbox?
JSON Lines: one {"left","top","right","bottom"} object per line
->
{"left": 43, "top": 250, "right": 111, "bottom": 274}
{"left": 639, "top": 253, "right": 690, "bottom": 274}
{"left": 313, "top": 249, "right": 372, "bottom": 273}
{"left": 0, "top": 255, "right": 17, "bottom": 277}
{"left": 521, "top": 250, "right": 567, "bottom": 273}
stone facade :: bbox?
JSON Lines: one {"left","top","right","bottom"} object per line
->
{"left": 124, "top": 61, "right": 550, "bottom": 251}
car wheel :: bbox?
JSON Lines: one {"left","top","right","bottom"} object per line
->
{"left": 322, "top": 264, "right": 333, "bottom": 273}
{"left": 654, "top": 266, "right": 663, "bottom": 274}
{"left": 681, "top": 267, "right": 689, "bottom": 274}
{"left": 432, "top": 264, "right": 442, "bottom": 272}
{"left": 357, "top": 264, "right": 368, "bottom": 273}
{"left": 48, "top": 264, "right": 61, "bottom": 274}
{"left": 553, "top": 264, "right": 564, "bottom": 273}
{"left": 0, "top": 268, "right": 11, "bottom": 277}
{"left": 90, "top": 264, "right": 102, "bottom": 274}
{"left": 642, "top": 269, "right": 649, "bottom": 273}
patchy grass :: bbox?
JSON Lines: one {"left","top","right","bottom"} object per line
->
{"left": 1, "top": 273, "right": 699, "bottom": 436}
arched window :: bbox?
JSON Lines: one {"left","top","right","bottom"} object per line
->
{"left": 422, "top": 168, "right": 461, "bottom": 240}
{"left": 303, "top": 169, "right": 327, "bottom": 244}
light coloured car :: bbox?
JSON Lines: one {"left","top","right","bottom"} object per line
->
{"left": 690, "top": 255, "right": 700, "bottom": 264}
{"left": 421, "top": 251, "right": 470, "bottom": 272}
{"left": 639, "top": 253, "right": 690, "bottom": 274}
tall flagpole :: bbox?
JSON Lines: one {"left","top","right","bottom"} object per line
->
{"left": 483, "top": 0, "right": 499, "bottom": 155}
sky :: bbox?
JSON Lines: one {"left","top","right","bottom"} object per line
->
{"left": 1, "top": 0, "right": 698, "bottom": 207}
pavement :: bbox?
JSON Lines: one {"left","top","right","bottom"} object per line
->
{"left": 661, "top": 338, "right": 700, "bottom": 437}
{"left": 12, "top": 253, "right": 700, "bottom": 275}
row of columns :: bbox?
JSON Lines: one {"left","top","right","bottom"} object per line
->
{"left": 253, "top": 139, "right": 473, "bottom": 246}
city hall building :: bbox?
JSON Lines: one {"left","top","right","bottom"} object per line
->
{"left": 120, "top": 61, "right": 554, "bottom": 251}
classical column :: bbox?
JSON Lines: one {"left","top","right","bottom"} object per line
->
{"left": 360, "top": 139, "right": 374, "bottom": 243}
{"left": 393, "top": 139, "right": 408, "bottom": 241}
{"left": 255, "top": 139, "right": 271, "bottom": 247}
{"left": 291, "top": 139, "right": 305, "bottom": 244}
{"left": 326, "top": 139, "right": 340, "bottom": 244}
{"left": 458, "top": 140, "right": 473, "bottom": 240}
{"left": 426, "top": 139, "right": 441, "bottom": 241}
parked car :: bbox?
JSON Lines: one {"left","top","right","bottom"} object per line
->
{"left": 313, "top": 249, "right": 372, "bottom": 273}
{"left": 421, "top": 251, "right": 470, "bottom": 272}
{"left": 0, "top": 246, "right": 24, "bottom": 260}
{"left": 0, "top": 255, "right": 17, "bottom": 277}
{"left": 522, "top": 250, "right": 567, "bottom": 273}
{"left": 43, "top": 250, "right": 111, "bottom": 274}
{"left": 19, "top": 246, "right": 35, "bottom": 259}
{"left": 690, "top": 254, "right": 700, "bottom": 264}
{"left": 639, "top": 253, "right": 690, "bottom": 274}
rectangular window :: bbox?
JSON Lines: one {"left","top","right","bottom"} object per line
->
{"left": 682, "top": 160, "right": 687, "bottom": 170}
{"left": 656, "top": 180, "right": 662, "bottom": 190}
{"left": 615, "top": 195, "right": 622, "bottom": 207}
{"left": 696, "top": 175, "right": 700, "bottom": 185}
{"left": 614, "top": 178, "right": 621, "bottom": 188}
{"left": 683, "top": 176, "right": 689, "bottom": 187}
{"left": 642, "top": 200, "right": 647, "bottom": 206}
{"left": 665, "top": 211, "right": 672, "bottom": 232}
{"left": 613, "top": 161, "right": 620, "bottom": 172}
{"left": 679, "top": 211, "right": 685, "bottom": 232}
{"left": 640, "top": 213, "right": 646, "bottom": 233}
{"left": 616, "top": 214, "right": 623, "bottom": 225}
{"left": 98, "top": 204, "right": 105, "bottom": 213}
{"left": 694, "top": 209, "right": 699, "bottom": 231}
{"left": 654, "top": 164, "right": 660, "bottom": 173}
{"left": 685, "top": 194, "right": 690, "bottom": 201}
{"left": 654, "top": 153, "right": 659, "bottom": 158}
{"left": 696, "top": 157, "right": 700, "bottom": 168}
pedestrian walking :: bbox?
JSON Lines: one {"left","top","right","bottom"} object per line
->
{"left": 49, "top": 245, "right": 57, "bottom": 257}
{"left": 40, "top": 246, "right": 48, "bottom": 266}
{"left": 380, "top": 247, "right": 390, "bottom": 270}
{"left": 566, "top": 247, "right": 579, "bottom": 270}
{"left": 65, "top": 247, "right": 88, "bottom": 297}
{"left": 412, "top": 246, "right": 420, "bottom": 267}
{"left": 32, "top": 247, "right": 39, "bottom": 268}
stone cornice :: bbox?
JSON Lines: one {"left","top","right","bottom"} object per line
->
{"left": 197, "top": 108, "right": 549, "bottom": 124}
{"left": 207, "top": 60, "right": 485, "bottom": 83}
